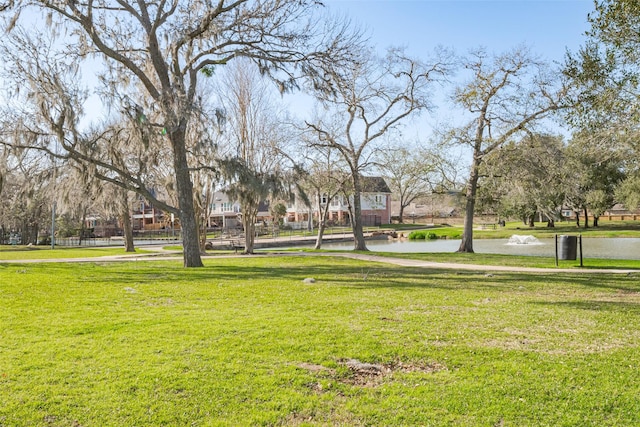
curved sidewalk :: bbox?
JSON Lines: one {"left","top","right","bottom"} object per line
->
{"left": 325, "top": 252, "right": 639, "bottom": 275}
{"left": 1, "top": 247, "right": 638, "bottom": 275}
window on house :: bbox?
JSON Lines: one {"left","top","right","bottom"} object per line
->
{"left": 331, "top": 196, "right": 341, "bottom": 207}
{"left": 321, "top": 193, "right": 328, "bottom": 205}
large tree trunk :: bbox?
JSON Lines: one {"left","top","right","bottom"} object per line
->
{"left": 172, "top": 129, "right": 204, "bottom": 267}
{"left": 575, "top": 211, "right": 581, "bottom": 227}
{"left": 79, "top": 207, "right": 88, "bottom": 246}
{"left": 122, "top": 214, "right": 135, "bottom": 252}
{"left": 583, "top": 207, "right": 589, "bottom": 228}
{"left": 199, "top": 216, "right": 208, "bottom": 253}
{"left": 352, "top": 174, "right": 368, "bottom": 251}
{"left": 22, "top": 221, "right": 35, "bottom": 245}
{"left": 315, "top": 199, "right": 330, "bottom": 250}
{"left": 23, "top": 219, "right": 38, "bottom": 245}
{"left": 314, "top": 221, "right": 326, "bottom": 250}
{"left": 243, "top": 210, "right": 257, "bottom": 254}
{"left": 593, "top": 215, "right": 599, "bottom": 227}
{"left": 120, "top": 200, "right": 135, "bottom": 252}
{"left": 398, "top": 204, "right": 405, "bottom": 224}
{"left": 458, "top": 157, "right": 480, "bottom": 253}
{"left": 196, "top": 201, "right": 208, "bottom": 253}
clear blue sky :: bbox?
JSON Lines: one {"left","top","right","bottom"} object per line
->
{"left": 325, "top": 0, "right": 593, "bottom": 63}
{"left": 314, "top": 0, "right": 594, "bottom": 141}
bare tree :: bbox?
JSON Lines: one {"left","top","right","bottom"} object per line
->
{"left": 306, "top": 47, "right": 453, "bottom": 250}
{"left": 378, "top": 142, "right": 454, "bottom": 223}
{"left": 0, "top": 148, "right": 54, "bottom": 245}
{"left": 88, "top": 183, "right": 137, "bottom": 252}
{"left": 183, "top": 87, "right": 223, "bottom": 253}
{"left": 55, "top": 164, "right": 99, "bottom": 245}
{"left": 215, "top": 60, "right": 293, "bottom": 254}
{"left": 1, "top": 1, "right": 361, "bottom": 266}
{"left": 115, "top": 188, "right": 136, "bottom": 252}
{"left": 193, "top": 171, "right": 218, "bottom": 251}
{"left": 450, "top": 46, "right": 569, "bottom": 253}
{"left": 299, "top": 146, "right": 350, "bottom": 249}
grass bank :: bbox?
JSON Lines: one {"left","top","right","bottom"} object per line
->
{"left": 408, "top": 220, "right": 640, "bottom": 240}
{"left": 2, "top": 256, "right": 640, "bottom": 425}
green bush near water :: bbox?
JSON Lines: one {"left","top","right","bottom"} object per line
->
{"left": 408, "top": 230, "right": 446, "bottom": 240}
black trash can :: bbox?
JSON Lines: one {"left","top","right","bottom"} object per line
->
{"left": 558, "top": 235, "right": 578, "bottom": 260}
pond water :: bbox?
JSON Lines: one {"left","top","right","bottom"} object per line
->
{"left": 320, "top": 237, "right": 640, "bottom": 260}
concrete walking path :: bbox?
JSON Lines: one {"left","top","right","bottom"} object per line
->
{"left": 320, "top": 252, "right": 639, "bottom": 275}
{"left": 1, "top": 245, "right": 638, "bottom": 274}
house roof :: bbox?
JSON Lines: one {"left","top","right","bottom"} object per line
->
{"left": 361, "top": 176, "right": 391, "bottom": 194}
{"left": 606, "top": 203, "right": 640, "bottom": 215}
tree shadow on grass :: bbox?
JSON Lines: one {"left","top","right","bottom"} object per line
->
{"left": 542, "top": 272, "right": 640, "bottom": 293}
{"left": 104, "top": 264, "right": 464, "bottom": 290}
{"left": 66, "top": 259, "right": 497, "bottom": 291}
{"left": 12, "top": 255, "right": 640, "bottom": 295}
{"left": 342, "top": 268, "right": 640, "bottom": 298}
{"left": 534, "top": 300, "right": 640, "bottom": 313}
{"left": 178, "top": 263, "right": 577, "bottom": 293}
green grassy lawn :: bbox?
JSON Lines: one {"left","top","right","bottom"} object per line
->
{"left": 366, "top": 251, "right": 640, "bottom": 270}
{"left": 496, "top": 220, "right": 640, "bottom": 239}
{"left": 414, "top": 220, "right": 640, "bottom": 240}
{"left": 2, "top": 256, "right": 640, "bottom": 425}
{"left": 0, "top": 246, "right": 148, "bottom": 260}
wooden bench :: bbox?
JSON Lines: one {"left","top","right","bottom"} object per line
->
{"left": 479, "top": 223, "right": 497, "bottom": 230}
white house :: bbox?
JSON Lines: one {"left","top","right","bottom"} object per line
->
{"left": 284, "top": 176, "right": 392, "bottom": 229}
{"left": 207, "top": 191, "right": 242, "bottom": 229}
{"left": 206, "top": 191, "right": 271, "bottom": 229}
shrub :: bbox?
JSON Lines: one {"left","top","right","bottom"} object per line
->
{"left": 408, "top": 230, "right": 429, "bottom": 240}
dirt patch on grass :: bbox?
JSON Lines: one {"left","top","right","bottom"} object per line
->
{"left": 298, "top": 359, "right": 446, "bottom": 388}
{"left": 338, "top": 358, "right": 447, "bottom": 386}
